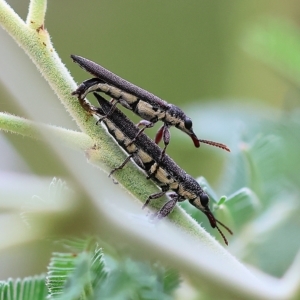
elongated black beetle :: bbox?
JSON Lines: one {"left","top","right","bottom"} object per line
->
{"left": 71, "top": 55, "right": 230, "bottom": 158}
{"left": 78, "top": 92, "right": 233, "bottom": 245}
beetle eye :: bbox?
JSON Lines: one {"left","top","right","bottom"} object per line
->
{"left": 200, "top": 194, "right": 209, "bottom": 207}
{"left": 184, "top": 118, "right": 193, "bottom": 130}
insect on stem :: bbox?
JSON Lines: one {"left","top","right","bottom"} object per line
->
{"left": 80, "top": 92, "right": 233, "bottom": 245}
{"left": 71, "top": 54, "right": 230, "bottom": 156}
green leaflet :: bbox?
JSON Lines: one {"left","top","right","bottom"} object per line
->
{"left": 0, "top": 275, "right": 47, "bottom": 300}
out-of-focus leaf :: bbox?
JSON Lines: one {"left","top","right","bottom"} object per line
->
{"left": 243, "top": 17, "right": 300, "bottom": 86}
{"left": 94, "top": 258, "right": 178, "bottom": 300}
{"left": 160, "top": 268, "right": 181, "bottom": 296}
{"left": 46, "top": 252, "right": 79, "bottom": 298}
{"left": 58, "top": 237, "right": 99, "bottom": 253}
{"left": 221, "top": 133, "right": 284, "bottom": 204}
{"left": 236, "top": 198, "right": 300, "bottom": 276}
{"left": 0, "top": 275, "right": 47, "bottom": 300}
{"left": 221, "top": 187, "right": 260, "bottom": 229}
{"left": 46, "top": 244, "right": 106, "bottom": 300}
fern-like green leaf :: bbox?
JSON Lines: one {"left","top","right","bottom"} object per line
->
{"left": 46, "top": 252, "right": 79, "bottom": 298}
{"left": 56, "top": 252, "right": 93, "bottom": 300}
{"left": 46, "top": 238, "right": 180, "bottom": 300}
{"left": 46, "top": 242, "right": 107, "bottom": 300}
{"left": 0, "top": 275, "right": 47, "bottom": 300}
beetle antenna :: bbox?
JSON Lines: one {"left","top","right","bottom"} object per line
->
{"left": 198, "top": 139, "right": 230, "bottom": 152}
{"left": 215, "top": 225, "right": 229, "bottom": 245}
{"left": 215, "top": 218, "right": 233, "bottom": 235}
{"left": 215, "top": 218, "right": 233, "bottom": 245}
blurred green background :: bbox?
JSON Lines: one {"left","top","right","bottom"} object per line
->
{"left": 1, "top": 0, "right": 300, "bottom": 287}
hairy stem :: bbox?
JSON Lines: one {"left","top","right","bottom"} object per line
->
{"left": 0, "top": 112, "right": 94, "bottom": 151}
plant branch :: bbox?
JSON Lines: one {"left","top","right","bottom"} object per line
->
{"left": 26, "top": 0, "right": 47, "bottom": 30}
{"left": 0, "top": 112, "right": 94, "bottom": 151}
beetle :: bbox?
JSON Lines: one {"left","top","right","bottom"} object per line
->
{"left": 78, "top": 92, "right": 232, "bottom": 245}
{"left": 71, "top": 54, "right": 230, "bottom": 159}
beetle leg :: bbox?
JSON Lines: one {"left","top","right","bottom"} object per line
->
{"left": 142, "top": 185, "right": 169, "bottom": 209}
{"left": 127, "top": 120, "right": 154, "bottom": 146}
{"left": 109, "top": 153, "right": 134, "bottom": 182}
{"left": 155, "top": 193, "right": 179, "bottom": 219}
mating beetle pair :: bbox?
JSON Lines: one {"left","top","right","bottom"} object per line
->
{"left": 71, "top": 55, "right": 232, "bottom": 244}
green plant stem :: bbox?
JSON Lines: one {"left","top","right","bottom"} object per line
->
{"left": 26, "top": 0, "right": 47, "bottom": 29}
{"left": 0, "top": 112, "right": 94, "bottom": 151}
